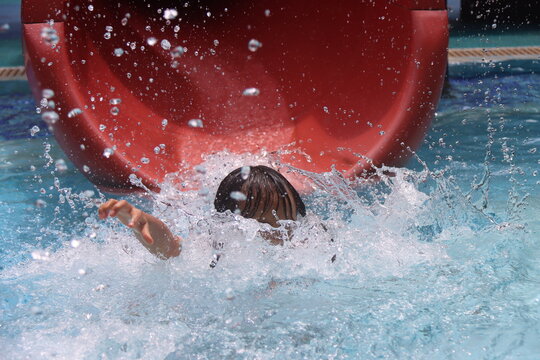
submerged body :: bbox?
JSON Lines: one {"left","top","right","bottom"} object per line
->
{"left": 98, "top": 165, "right": 306, "bottom": 259}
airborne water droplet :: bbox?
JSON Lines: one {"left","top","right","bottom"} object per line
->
{"left": 230, "top": 191, "right": 247, "bottom": 201}
{"left": 114, "top": 48, "right": 124, "bottom": 57}
{"left": 55, "top": 159, "right": 68, "bottom": 172}
{"left": 42, "top": 89, "right": 54, "bottom": 99}
{"left": 248, "top": 39, "right": 262, "bottom": 52}
{"left": 147, "top": 37, "right": 157, "bottom": 46}
{"left": 225, "top": 287, "right": 234, "bottom": 300}
{"left": 198, "top": 187, "right": 209, "bottom": 197}
{"left": 242, "top": 87, "right": 260, "bottom": 96}
{"left": 94, "top": 284, "right": 108, "bottom": 291}
{"left": 40, "top": 27, "right": 59, "bottom": 47}
{"left": 161, "top": 39, "right": 171, "bottom": 50}
{"left": 30, "top": 125, "right": 40, "bottom": 136}
{"left": 171, "top": 46, "right": 185, "bottom": 58}
{"left": 42, "top": 111, "right": 59, "bottom": 124}
{"left": 110, "top": 107, "right": 119, "bottom": 116}
{"left": 67, "top": 108, "right": 83, "bottom": 118}
{"left": 241, "top": 166, "right": 251, "bottom": 180}
{"left": 163, "top": 8, "right": 178, "bottom": 20}
{"left": 141, "top": 157, "right": 150, "bottom": 164}
{"left": 194, "top": 165, "right": 206, "bottom": 174}
{"left": 109, "top": 98, "right": 121, "bottom": 105}
{"left": 103, "top": 148, "right": 114, "bottom": 158}
{"left": 188, "top": 119, "right": 204, "bottom": 128}
{"left": 31, "top": 306, "right": 43, "bottom": 315}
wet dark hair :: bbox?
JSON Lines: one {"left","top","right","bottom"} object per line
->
{"left": 214, "top": 165, "right": 306, "bottom": 220}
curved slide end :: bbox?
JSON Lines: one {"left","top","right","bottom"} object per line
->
{"left": 22, "top": 0, "right": 448, "bottom": 193}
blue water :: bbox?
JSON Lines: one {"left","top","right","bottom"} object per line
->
{"left": 0, "top": 70, "right": 539, "bottom": 359}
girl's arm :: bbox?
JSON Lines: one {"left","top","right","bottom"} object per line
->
{"left": 98, "top": 199, "right": 181, "bottom": 259}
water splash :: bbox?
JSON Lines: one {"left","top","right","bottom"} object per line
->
{"left": 0, "top": 144, "right": 535, "bottom": 359}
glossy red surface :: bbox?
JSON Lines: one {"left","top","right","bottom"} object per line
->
{"left": 23, "top": 0, "right": 448, "bottom": 193}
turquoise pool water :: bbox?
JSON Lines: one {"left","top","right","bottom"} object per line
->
{"left": 1, "top": 65, "right": 539, "bottom": 359}
{"left": 449, "top": 24, "right": 540, "bottom": 49}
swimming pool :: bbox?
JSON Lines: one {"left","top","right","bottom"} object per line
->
{"left": 1, "top": 66, "right": 539, "bottom": 358}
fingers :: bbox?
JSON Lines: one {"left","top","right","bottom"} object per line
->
{"left": 98, "top": 199, "right": 136, "bottom": 220}
{"left": 98, "top": 199, "right": 154, "bottom": 246}
{"left": 128, "top": 208, "right": 143, "bottom": 228}
{"left": 98, "top": 199, "right": 117, "bottom": 219}
{"left": 109, "top": 200, "right": 131, "bottom": 217}
{"left": 140, "top": 223, "right": 154, "bottom": 245}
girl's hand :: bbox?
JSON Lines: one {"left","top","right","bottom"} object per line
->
{"left": 98, "top": 199, "right": 181, "bottom": 258}
{"left": 98, "top": 199, "right": 154, "bottom": 244}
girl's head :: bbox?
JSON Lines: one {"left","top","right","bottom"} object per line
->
{"left": 214, "top": 165, "right": 306, "bottom": 227}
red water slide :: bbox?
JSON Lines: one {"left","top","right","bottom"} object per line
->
{"left": 22, "top": 0, "right": 448, "bottom": 193}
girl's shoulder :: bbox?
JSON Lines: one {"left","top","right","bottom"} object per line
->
{"left": 289, "top": 213, "right": 336, "bottom": 244}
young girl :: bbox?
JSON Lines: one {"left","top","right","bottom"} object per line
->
{"left": 98, "top": 165, "right": 306, "bottom": 259}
